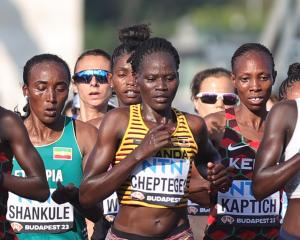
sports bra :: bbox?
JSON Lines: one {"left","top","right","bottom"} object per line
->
{"left": 114, "top": 104, "right": 198, "bottom": 208}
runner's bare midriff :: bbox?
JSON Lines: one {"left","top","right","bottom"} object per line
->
{"left": 113, "top": 205, "right": 188, "bottom": 236}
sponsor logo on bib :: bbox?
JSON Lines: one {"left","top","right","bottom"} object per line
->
{"left": 131, "top": 191, "right": 145, "bottom": 200}
{"left": 221, "top": 215, "right": 235, "bottom": 224}
{"left": 11, "top": 222, "right": 23, "bottom": 232}
{"left": 188, "top": 206, "right": 198, "bottom": 215}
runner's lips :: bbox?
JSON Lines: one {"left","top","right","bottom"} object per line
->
{"left": 124, "top": 88, "right": 139, "bottom": 93}
{"left": 89, "top": 92, "right": 100, "bottom": 95}
{"left": 153, "top": 95, "right": 169, "bottom": 103}
{"left": 248, "top": 96, "right": 264, "bottom": 104}
{"left": 125, "top": 89, "right": 139, "bottom": 98}
{"left": 45, "top": 107, "right": 57, "bottom": 116}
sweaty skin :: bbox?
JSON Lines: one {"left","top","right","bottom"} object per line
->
{"left": 22, "top": 60, "right": 101, "bottom": 222}
{"left": 0, "top": 106, "right": 49, "bottom": 239}
{"left": 110, "top": 53, "right": 141, "bottom": 107}
{"left": 203, "top": 49, "right": 280, "bottom": 240}
{"left": 253, "top": 100, "right": 300, "bottom": 236}
{"left": 205, "top": 51, "right": 274, "bottom": 145}
{"left": 0, "top": 107, "right": 49, "bottom": 200}
{"left": 80, "top": 51, "right": 230, "bottom": 237}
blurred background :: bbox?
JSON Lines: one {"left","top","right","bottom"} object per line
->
{"left": 1, "top": 0, "right": 300, "bottom": 113}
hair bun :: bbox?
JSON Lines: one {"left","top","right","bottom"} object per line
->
{"left": 119, "top": 24, "right": 151, "bottom": 45}
{"left": 287, "top": 63, "right": 300, "bottom": 78}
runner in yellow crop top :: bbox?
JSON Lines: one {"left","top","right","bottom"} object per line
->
{"left": 80, "top": 37, "right": 232, "bottom": 239}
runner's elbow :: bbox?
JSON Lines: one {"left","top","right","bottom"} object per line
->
{"left": 252, "top": 182, "right": 266, "bottom": 201}
{"left": 79, "top": 186, "right": 95, "bottom": 208}
{"left": 36, "top": 187, "right": 50, "bottom": 202}
{"left": 42, "top": 189, "right": 50, "bottom": 202}
{"left": 33, "top": 179, "right": 50, "bottom": 202}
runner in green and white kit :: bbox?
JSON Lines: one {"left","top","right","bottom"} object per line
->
{"left": 7, "top": 53, "right": 101, "bottom": 240}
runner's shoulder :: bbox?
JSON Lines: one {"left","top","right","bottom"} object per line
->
{"left": 103, "top": 106, "right": 130, "bottom": 123}
{"left": 0, "top": 107, "right": 24, "bottom": 138}
{"left": 182, "top": 112, "right": 206, "bottom": 135}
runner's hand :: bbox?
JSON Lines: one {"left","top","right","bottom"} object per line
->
{"left": 51, "top": 181, "right": 79, "bottom": 204}
{"left": 133, "top": 119, "right": 174, "bottom": 161}
{"left": 207, "top": 162, "right": 233, "bottom": 193}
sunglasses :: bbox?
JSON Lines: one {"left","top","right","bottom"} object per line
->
{"left": 196, "top": 92, "right": 238, "bottom": 105}
{"left": 72, "top": 69, "right": 111, "bottom": 84}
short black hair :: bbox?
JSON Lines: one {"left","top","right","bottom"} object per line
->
{"left": 23, "top": 53, "right": 71, "bottom": 85}
{"left": 130, "top": 37, "right": 180, "bottom": 74}
{"left": 21, "top": 53, "right": 71, "bottom": 118}
{"left": 231, "top": 43, "right": 275, "bottom": 78}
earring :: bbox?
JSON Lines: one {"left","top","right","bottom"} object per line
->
{"left": 24, "top": 96, "right": 28, "bottom": 101}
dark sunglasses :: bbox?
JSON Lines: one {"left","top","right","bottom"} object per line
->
{"left": 72, "top": 69, "right": 111, "bottom": 84}
{"left": 196, "top": 92, "right": 239, "bottom": 105}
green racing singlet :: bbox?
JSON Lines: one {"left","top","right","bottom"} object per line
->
{"left": 7, "top": 117, "right": 87, "bottom": 240}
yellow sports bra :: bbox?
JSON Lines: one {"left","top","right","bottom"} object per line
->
{"left": 114, "top": 104, "right": 198, "bottom": 208}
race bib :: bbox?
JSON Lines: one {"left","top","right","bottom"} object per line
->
{"left": 7, "top": 189, "right": 74, "bottom": 233}
{"left": 217, "top": 180, "right": 280, "bottom": 226}
{"left": 103, "top": 192, "right": 119, "bottom": 216}
{"left": 130, "top": 157, "right": 190, "bottom": 206}
{"left": 187, "top": 200, "right": 209, "bottom": 216}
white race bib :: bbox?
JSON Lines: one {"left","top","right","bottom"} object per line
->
{"left": 216, "top": 180, "right": 280, "bottom": 226}
{"left": 7, "top": 189, "right": 74, "bottom": 233}
{"left": 103, "top": 192, "right": 119, "bottom": 216}
{"left": 129, "top": 157, "right": 190, "bottom": 206}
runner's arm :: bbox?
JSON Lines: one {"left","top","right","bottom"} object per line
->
{"left": 253, "top": 101, "right": 300, "bottom": 200}
{"left": 1, "top": 111, "right": 49, "bottom": 201}
{"left": 80, "top": 108, "right": 173, "bottom": 207}
{"left": 187, "top": 114, "right": 231, "bottom": 192}
{"left": 188, "top": 162, "right": 211, "bottom": 207}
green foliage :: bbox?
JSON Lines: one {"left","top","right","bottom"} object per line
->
{"left": 84, "top": 0, "right": 271, "bottom": 50}
{"left": 189, "top": 3, "right": 268, "bottom": 34}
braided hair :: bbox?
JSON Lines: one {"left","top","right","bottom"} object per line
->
{"left": 111, "top": 24, "right": 151, "bottom": 70}
{"left": 279, "top": 63, "right": 300, "bottom": 100}
{"left": 231, "top": 43, "right": 275, "bottom": 79}
{"left": 130, "top": 37, "right": 180, "bottom": 74}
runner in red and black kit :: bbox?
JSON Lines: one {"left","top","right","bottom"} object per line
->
{"left": 0, "top": 106, "right": 49, "bottom": 239}
{"left": 204, "top": 43, "right": 281, "bottom": 240}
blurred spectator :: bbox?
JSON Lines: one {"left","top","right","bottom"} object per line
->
{"left": 191, "top": 67, "right": 237, "bottom": 117}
